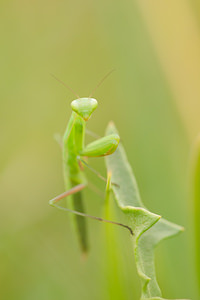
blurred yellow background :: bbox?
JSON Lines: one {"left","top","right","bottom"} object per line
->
{"left": 0, "top": 0, "right": 199, "bottom": 299}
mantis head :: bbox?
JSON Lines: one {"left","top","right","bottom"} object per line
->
{"left": 71, "top": 98, "right": 98, "bottom": 121}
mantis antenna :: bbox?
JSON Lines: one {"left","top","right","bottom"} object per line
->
{"left": 50, "top": 69, "right": 115, "bottom": 99}
{"left": 89, "top": 69, "right": 115, "bottom": 98}
{"left": 50, "top": 73, "right": 80, "bottom": 98}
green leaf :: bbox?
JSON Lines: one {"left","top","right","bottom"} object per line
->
{"left": 105, "top": 122, "right": 188, "bottom": 300}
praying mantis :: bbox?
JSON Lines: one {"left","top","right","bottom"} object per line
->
{"left": 49, "top": 73, "right": 133, "bottom": 253}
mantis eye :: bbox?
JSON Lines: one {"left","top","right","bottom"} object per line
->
{"left": 71, "top": 98, "right": 98, "bottom": 121}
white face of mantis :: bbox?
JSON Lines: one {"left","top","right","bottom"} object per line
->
{"left": 71, "top": 98, "right": 98, "bottom": 121}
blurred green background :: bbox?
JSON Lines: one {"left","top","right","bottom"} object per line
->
{"left": 1, "top": 0, "right": 199, "bottom": 299}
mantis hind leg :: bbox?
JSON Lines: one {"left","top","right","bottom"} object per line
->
{"left": 49, "top": 183, "right": 88, "bottom": 253}
{"left": 49, "top": 183, "right": 133, "bottom": 244}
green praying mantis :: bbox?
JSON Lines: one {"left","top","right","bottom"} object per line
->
{"left": 49, "top": 72, "right": 133, "bottom": 253}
